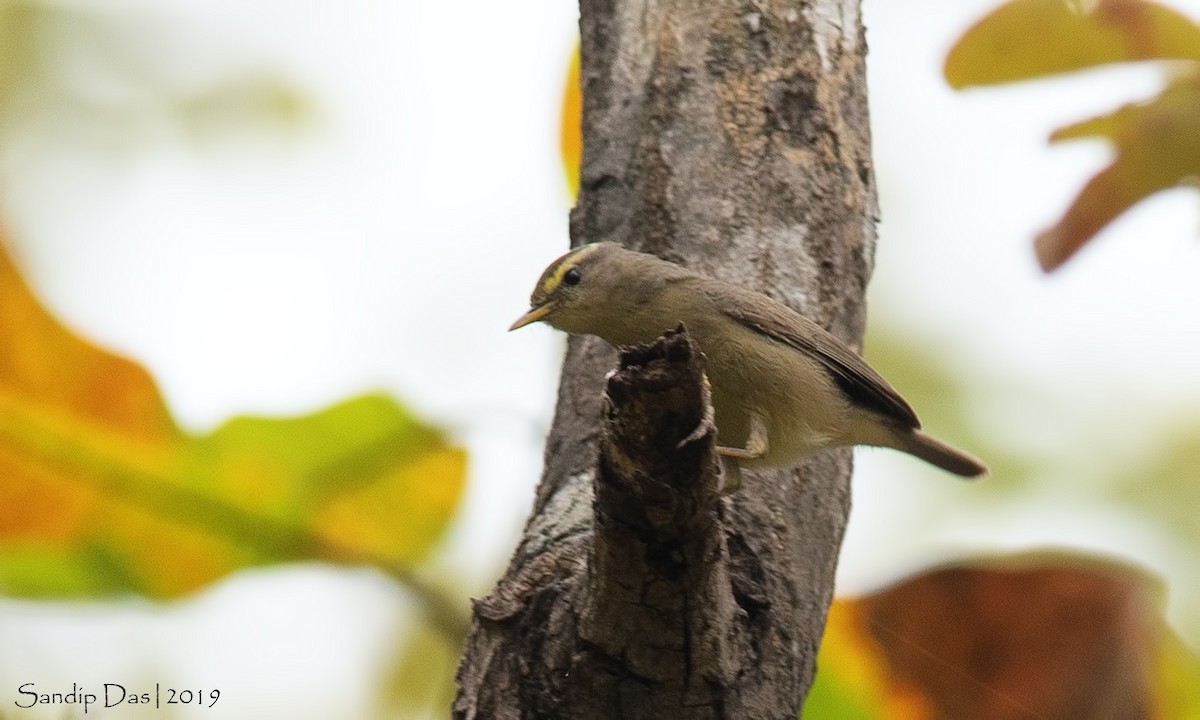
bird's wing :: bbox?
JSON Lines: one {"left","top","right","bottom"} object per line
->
{"left": 707, "top": 281, "right": 921, "bottom": 428}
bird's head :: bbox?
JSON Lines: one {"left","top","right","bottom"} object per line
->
{"left": 510, "top": 242, "right": 629, "bottom": 336}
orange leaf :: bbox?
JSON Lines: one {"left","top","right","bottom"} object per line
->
{"left": 808, "top": 553, "right": 1200, "bottom": 719}
{"left": 0, "top": 247, "right": 179, "bottom": 547}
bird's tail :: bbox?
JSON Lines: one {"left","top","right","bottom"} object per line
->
{"left": 896, "top": 429, "right": 987, "bottom": 479}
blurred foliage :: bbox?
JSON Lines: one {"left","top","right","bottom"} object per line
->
{"left": 1124, "top": 424, "right": 1200, "bottom": 548}
{"left": 867, "top": 323, "right": 1200, "bottom": 639}
{"left": 1115, "top": 421, "right": 1200, "bottom": 638}
{"left": 945, "top": 0, "right": 1200, "bottom": 272}
{"left": 945, "top": 0, "right": 1200, "bottom": 87}
{"left": 838, "top": 324, "right": 1200, "bottom": 718}
{"left": 1039, "top": 73, "right": 1200, "bottom": 271}
{"left": 803, "top": 601, "right": 895, "bottom": 720}
{"left": 807, "top": 554, "right": 1200, "bottom": 719}
{"left": 865, "top": 326, "right": 1041, "bottom": 496}
{"left": 0, "top": 236, "right": 467, "bottom": 639}
{"left": 382, "top": 618, "right": 461, "bottom": 718}
{"left": 560, "top": 47, "right": 581, "bottom": 198}
{"left": 0, "top": 6, "right": 469, "bottom": 718}
{"left": 0, "top": 1, "right": 309, "bottom": 151}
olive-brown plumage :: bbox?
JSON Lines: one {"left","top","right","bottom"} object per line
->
{"left": 511, "top": 242, "right": 986, "bottom": 481}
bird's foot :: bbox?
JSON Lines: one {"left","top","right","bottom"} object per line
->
{"left": 715, "top": 411, "right": 768, "bottom": 462}
{"left": 677, "top": 391, "right": 717, "bottom": 449}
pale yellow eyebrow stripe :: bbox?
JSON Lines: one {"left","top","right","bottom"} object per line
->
{"left": 542, "top": 243, "right": 600, "bottom": 294}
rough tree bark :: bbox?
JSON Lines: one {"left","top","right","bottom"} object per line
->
{"left": 455, "top": 0, "right": 876, "bottom": 717}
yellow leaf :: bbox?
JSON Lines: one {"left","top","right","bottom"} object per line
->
{"left": 946, "top": 0, "right": 1200, "bottom": 89}
{"left": 316, "top": 447, "right": 466, "bottom": 563}
{"left": 805, "top": 599, "right": 928, "bottom": 719}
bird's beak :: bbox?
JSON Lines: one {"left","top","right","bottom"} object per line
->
{"left": 509, "top": 302, "right": 554, "bottom": 331}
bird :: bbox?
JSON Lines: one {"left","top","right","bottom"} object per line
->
{"left": 510, "top": 242, "right": 986, "bottom": 490}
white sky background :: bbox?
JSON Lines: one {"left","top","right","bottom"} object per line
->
{"left": 1, "top": 0, "right": 1198, "bottom": 717}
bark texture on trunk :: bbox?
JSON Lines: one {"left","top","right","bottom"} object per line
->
{"left": 455, "top": 0, "right": 876, "bottom": 717}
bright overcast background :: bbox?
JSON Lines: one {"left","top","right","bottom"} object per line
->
{"left": 2, "top": 0, "right": 1198, "bottom": 718}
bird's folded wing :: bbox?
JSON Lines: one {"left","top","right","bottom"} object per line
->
{"left": 710, "top": 282, "right": 921, "bottom": 429}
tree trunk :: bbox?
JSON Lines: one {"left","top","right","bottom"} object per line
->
{"left": 454, "top": 0, "right": 876, "bottom": 717}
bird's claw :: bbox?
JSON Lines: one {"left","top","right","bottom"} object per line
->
{"left": 677, "top": 397, "right": 717, "bottom": 449}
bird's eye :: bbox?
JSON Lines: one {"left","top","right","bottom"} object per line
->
{"left": 563, "top": 267, "right": 582, "bottom": 286}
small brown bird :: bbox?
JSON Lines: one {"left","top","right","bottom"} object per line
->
{"left": 511, "top": 243, "right": 986, "bottom": 486}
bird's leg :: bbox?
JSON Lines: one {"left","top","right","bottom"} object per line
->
{"left": 713, "top": 412, "right": 767, "bottom": 495}
{"left": 716, "top": 411, "right": 768, "bottom": 461}
{"left": 679, "top": 406, "right": 742, "bottom": 494}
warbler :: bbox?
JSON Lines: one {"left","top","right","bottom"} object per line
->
{"left": 511, "top": 242, "right": 986, "bottom": 487}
